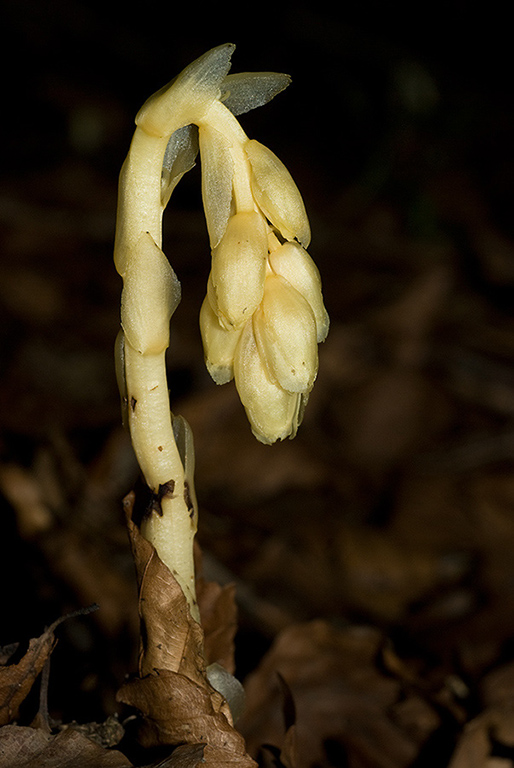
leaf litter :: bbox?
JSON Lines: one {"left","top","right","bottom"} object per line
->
{"left": 3, "top": 19, "right": 514, "bottom": 768}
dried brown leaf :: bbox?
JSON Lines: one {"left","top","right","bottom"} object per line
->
{"left": 160, "top": 743, "right": 206, "bottom": 767}
{"left": 118, "top": 670, "right": 254, "bottom": 766}
{"left": 0, "top": 724, "right": 132, "bottom": 768}
{"left": 0, "top": 607, "right": 100, "bottom": 729}
{"left": 240, "top": 621, "right": 440, "bottom": 768}
{"left": 447, "top": 704, "right": 514, "bottom": 768}
{"left": 280, "top": 724, "right": 298, "bottom": 768}
{"left": 197, "top": 577, "right": 238, "bottom": 673}
{"left": 0, "top": 626, "right": 56, "bottom": 727}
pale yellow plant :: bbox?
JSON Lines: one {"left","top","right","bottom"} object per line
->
{"left": 114, "top": 44, "right": 328, "bottom": 622}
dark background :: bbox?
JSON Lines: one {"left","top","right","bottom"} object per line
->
{"left": 2, "top": 2, "right": 514, "bottom": 764}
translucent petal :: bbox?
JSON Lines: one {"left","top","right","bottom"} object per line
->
{"left": 206, "top": 663, "right": 246, "bottom": 723}
{"left": 199, "top": 124, "right": 234, "bottom": 248}
{"left": 245, "top": 139, "right": 310, "bottom": 247}
{"left": 268, "top": 241, "right": 329, "bottom": 342}
{"left": 136, "top": 43, "right": 236, "bottom": 137}
{"left": 211, "top": 211, "right": 268, "bottom": 330}
{"left": 161, "top": 124, "right": 199, "bottom": 207}
{"left": 121, "top": 232, "right": 181, "bottom": 355}
{"left": 171, "top": 413, "right": 198, "bottom": 525}
{"left": 220, "top": 72, "right": 291, "bottom": 116}
{"left": 254, "top": 273, "right": 318, "bottom": 393}
{"left": 234, "top": 320, "right": 302, "bottom": 444}
{"left": 199, "top": 294, "right": 242, "bottom": 384}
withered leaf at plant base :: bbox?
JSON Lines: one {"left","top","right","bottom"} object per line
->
{"left": 123, "top": 492, "right": 206, "bottom": 683}
{"left": 0, "top": 724, "right": 133, "bottom": 768}
{"left": 0, "top": 624, "right": 57, "bottom": 726}
{"left": 118, "top": 671, "right": 255, "bottom": 766}
{"left": 120, "top": 493, "right": 256, "bottom": 767}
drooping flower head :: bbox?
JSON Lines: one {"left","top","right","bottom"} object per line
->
{"left": 195, "top": 47, "right": 329, "bottom": 443}
{"left": 117, "top": 43, "right": 329, "bottom": 446}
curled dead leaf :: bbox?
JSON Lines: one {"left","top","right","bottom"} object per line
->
{"left": 118, "top": 492, "right": 256, "bottom": 767}
{"left": 118, "top": 670, "right": 254, "bottom": 765}
{"left": 0, "top": 607, "right": 98, "bottom": 729}
{"left": 0, "top": 629, "right": 56, "bottom": 728}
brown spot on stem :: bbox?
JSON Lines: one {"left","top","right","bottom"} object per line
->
{"left": 184, "top": 480, "right": 195, "bottom": 518}
{"left": 149, "top": 498, "right": 163, "bottom": 517}
{"left": 158, "top": 480, "right": 176, "bottom": 500}
{"left": 130, "top": 396, "right": 137, "bottom": 411}
{"left": 141, "top": 480, "right": 176, "bottom": 520}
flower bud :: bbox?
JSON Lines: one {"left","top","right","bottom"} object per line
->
{"left": 253, "top": 273, "right": 318, "bottom": 393}
{"left": 199, "top": 295, "right": 242, "bottom": 384}
{"left": 211, "top": 211, "right": 268, "bottom": 331}
{"left": 234, "top": 320, "right": 303, "bottom": 444}
{"left": 268, "top": 241, "right": 329, "bottom": 343}
{"left": 245, "top": 139, "right": 310, "bottom": 247}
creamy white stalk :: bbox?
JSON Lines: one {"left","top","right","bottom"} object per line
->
{"left": 117, "top": 141, "right": 199, "bottom": 617}
{"left": 123, "top": 343, "right": 198, "bottom": 614}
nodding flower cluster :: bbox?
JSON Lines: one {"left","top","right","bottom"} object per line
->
{"left": 195, "top": 47, "right": 330, "bottom": 444}
{"left": 116, "top": 43, "right": 329, "bottom": 454}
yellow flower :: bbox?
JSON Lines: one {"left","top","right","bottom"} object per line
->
{"left": 245, "top": 139, "right": 311, "bottom": 247}
{"left": 268, "top": 241, "right": 329, "bottom": 343}
{"left": 209, "top": 211, "right": 268, "bottom": 330}
{"left": 253, "top": 273, "right": 318, "bottom": 394}
{"left": 199, "top": 296, "right": 242, "bottom": 385}
{"left": 234, "top": 320, "right": 305, "bottom": 444}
